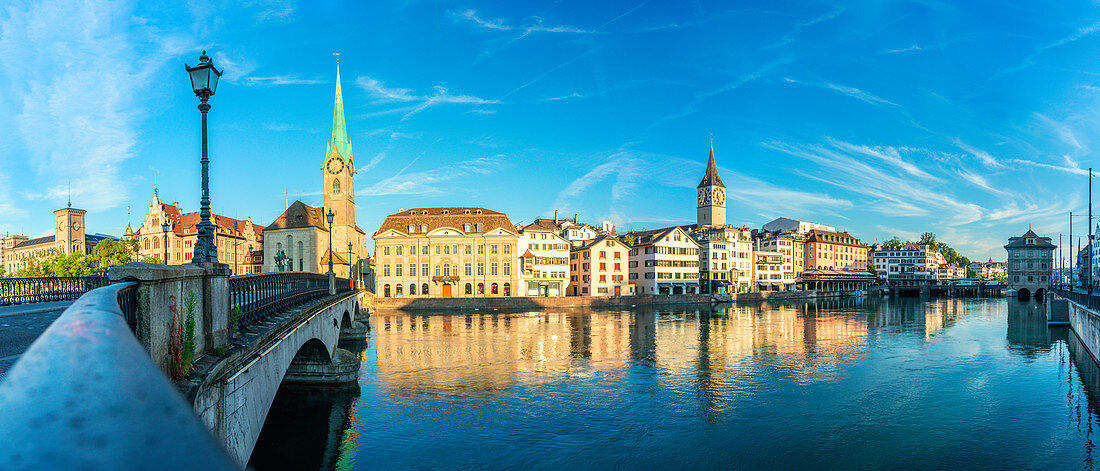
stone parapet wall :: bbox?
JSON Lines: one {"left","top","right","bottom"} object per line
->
{"left": 1067, "top": 298, "right": 1100, "bottom": 365}
{"left": 374, "top": 289, "right": 847, "bottom": 311}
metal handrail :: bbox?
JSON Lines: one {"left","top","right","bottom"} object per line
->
{"left": 228, "top": 272, "right": 351, "bottom": 332}
{"left": 1050, "top": 287, "right": 1100, "bottom": 311}
{"left": 0, "top": 282, "right": 237, "bottom": 469}
{"left": 0, "top": 275, "right": 110, "bottom": 305}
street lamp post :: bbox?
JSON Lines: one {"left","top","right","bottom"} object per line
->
{"left": 161, "top": 221, "right": 170, "bottom": 265}
{"left": 326, "top": 209, "right": 335, "bottom": 294}
{"left": 248, "top": 244, "right": 253, "bottom": 274}
{"left": 348, "top": 242, "right": 355, "bottom": 290}
{"left": 233, "top": 233, "right": 238, "bottom": 276}
{"left": 185, "top": 50, "right": 223, "bottom": 264}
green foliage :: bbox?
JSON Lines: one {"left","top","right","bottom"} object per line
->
{"left": 210, "top": 347, "right": 226, "bottom": 357}
{"left": 4, "top": 238, "right": 153, "bottom": 278}
{"left": 966, "top": 268, "right": 977, "bottom": 278}
{"left": 882, "top": 232, "right": 972, "bottom": 267}
{"left": 230, "top": 305, "right": 241, "bottom": 337}
{"left": 182, "top": 290, "right": 198, "bottom": 377}
{"left": 867, "top": 263, "right": 878, "bottom": 276}
{"left": 882, "top": 237, "right": 904, "bottom": 250}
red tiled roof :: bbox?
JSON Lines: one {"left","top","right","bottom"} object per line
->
{"left": 375, "top": 207, "right": 515, "bottom": 236}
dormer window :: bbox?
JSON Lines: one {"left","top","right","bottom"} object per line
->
{"left": 475, "top": 209, "right": 483, "bottom": 214}
{"left": 1026, "top": 238, "right": 1035, "bottom": 245}
{"left": 463, "top": 223, "right": 471, "bottom": 232}
{"left": 476, "top": 223, "right": 483, "bottom": 231}
{"left": 408, "top": 224, "right": 415, "bottom": 233}
{"left": 441, "top": 209, "right": 449, "bottom": 214}
{"left": 464, "top": 209, "right": 471, "bottom": 214}
{"left": 420, "top": 224, "right": 428, "bottom": 232}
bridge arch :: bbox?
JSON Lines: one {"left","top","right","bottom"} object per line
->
{"left": 1035, "top": 288, "right": 1046, "bottom": 303}
{"left": 190, "top": 291, "right": 368, "bottom": 465}
{"left": 1018, "top": 288, "right": 1031, "bottom": 301}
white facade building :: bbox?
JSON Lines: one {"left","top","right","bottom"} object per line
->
{"left": 627, "top": 226, "right": 702, "bottom": 295}
{"left": 870, "top": 243, "right": 946, "bottom": 286}
{"left": 518, "top": 222, "right": 571, "bottom": 296}
{"left": 762, "top": 217, "right": 836, "bottom": 235}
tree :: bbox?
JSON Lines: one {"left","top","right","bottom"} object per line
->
{"left": 919, "top": 232, "right": 937, "bottom": 246}
{"left": 868, "top": 263, "right": 878, "bottom": 276}
{"left": 882, "top": 237, "right": 904, "bottom": 249}
{"left": 966, "top": 268, "right": 977, "bottom": 278}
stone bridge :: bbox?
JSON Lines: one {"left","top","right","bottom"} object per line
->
{"left": 0, "top": 262, "right": 374, "bottom": 469}
{"left": 184, "top": 289, "right": 369, "bottom": 464}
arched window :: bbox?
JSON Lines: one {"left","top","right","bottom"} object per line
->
{"left": 298, "top": 241, "right": 304, "bottom": 271}
{"left": 421, "top": 283, "right": 429, "bottom": 296}
{"left": 503, "top": 283, "right": 511, "bottom": 296}
{"left": 410, "top": 284, "right": 417, "bottom": 295}
{"left": 332, "top": 179, "right": 341, "bottom": 195}
{"left": 154, "top": 238, "right": 159, "bottom": 249}
{"left": 396, "top": 285, "right": 403, "bottom": 296}
{"left": 478, "top": 283, "right": 485, "bottom": 294}
{"left": 144, "top": 238, "right": 150, "bottom": 250}
{"left": 384, "top": 284, "right": 391, "bottom": 297}
{"left": 443, "top": 264, "right": 451, "bottom": 276}
{"left": 491, "top": 283, "right": 498, "bottom": 295}
{"left": 465, "top": 283, "right": 472, "bottom": 295}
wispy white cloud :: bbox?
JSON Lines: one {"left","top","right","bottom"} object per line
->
{"left": 454, "top": 9, "right": 592, "bottom": 34}
{"left": 785, "top": 78, "right": 898, "bottom": 107}
{"left": 765, "top": 7, "right": 846, "bottom": 49}
{"left": 765, "top": 140, "right": 985, "bottom": 225}
{"left": 355, "top": 76, "right": 499, "bottom": 119}
{"left": 362, "top": 155, "right": 506, "bottom": 195}
{"left": 952, "top": 139, "right": 1003, "bottom": 169}
{"left": 0, "top": 0, "right": 191, "bottom": 212}
{"left": 244, "top": 75, "right": 323, "bottom": 86}
{"left": 884, "top": 45, "right": 922, "bottom": 54}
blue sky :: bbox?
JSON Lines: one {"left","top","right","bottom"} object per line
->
{"left": 0, "top": 0, "right": 1097, "bottom": 261}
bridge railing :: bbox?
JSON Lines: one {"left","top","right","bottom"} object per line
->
{"left": 1051, "top": 287, "right": 1100, "bottom": 311}
{"left": 228, "top": 273, "right": 351, "bottom": 332}
{"left": 0, "top": 282, "right": 237, "bottom": 469}
{"left": 0, "top": 275, "right": 110, "bottom": 305}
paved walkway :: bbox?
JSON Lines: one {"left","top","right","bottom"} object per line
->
{"left": 0, "top": 301, "right": 73, "bottom": 381}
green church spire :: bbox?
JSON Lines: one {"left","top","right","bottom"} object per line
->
{"left": 326, "top": 56, "right": 352, "bottom": 165}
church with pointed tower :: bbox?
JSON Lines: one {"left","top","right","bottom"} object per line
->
{"left": 696, "top": 146, "right": 726, "bottom": 229}
{"left": 264, "top": 58, "right": 367, "bottom": 277}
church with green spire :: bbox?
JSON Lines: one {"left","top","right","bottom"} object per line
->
{"left": 264, "top": 58, "right": 366, "bottom": 278}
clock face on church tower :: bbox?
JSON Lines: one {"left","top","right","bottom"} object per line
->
{"left": 698, "top": 189, "right": 710, "bottom": 206}
{"left": 713, "top": 188, "right": 725, "bottom": 206}
{"left": 326, "top": 157, "right": 345, "bottom": 174}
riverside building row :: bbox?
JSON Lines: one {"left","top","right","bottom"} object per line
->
{"left": 370, "top": 146, "right": 881, "bottom": 297}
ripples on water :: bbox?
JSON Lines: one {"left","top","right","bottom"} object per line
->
{"left": 250, "top": 297, "right": 1100, "bottom": 470}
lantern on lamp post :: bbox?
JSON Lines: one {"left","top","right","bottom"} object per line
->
{"left": 184, "top": 50, "right": 223, "bottom": 264}
{"left": 161, "top": 221, "right": 170, "bottom": 265}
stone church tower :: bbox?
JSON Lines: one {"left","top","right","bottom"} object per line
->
{"left": 696, "top": 147, "right": 726, "bottom": 229}
{"left": 321, "top": 59, "right": 364, "bottom": 265}
{"left": 55, "top": 204, "right": 87, "bottom": 255}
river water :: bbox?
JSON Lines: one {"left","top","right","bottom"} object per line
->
{"left": 249, "top": 297, "right": 1100, "bottom": 470}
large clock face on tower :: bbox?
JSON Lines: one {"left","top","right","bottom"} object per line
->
{"left": 698, "top": 189, "right": 710, "bottom": 206}
{"left": 713, "top": 188, "right": 725, "bottom": 206}
{"left": 326, "top": 157, "right": 345, "bottom": 174}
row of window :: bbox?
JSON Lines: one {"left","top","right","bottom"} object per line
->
{"left": 382, "top": 262, "right": 512, "bottom": 277}
{"left": 382, "top": 243, "right": 512, "bottom": 256}
{"left": 382, "top": 282, "right": 510, "bottom": 297}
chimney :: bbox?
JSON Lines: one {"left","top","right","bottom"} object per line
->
{"left": 574, "top": 213, "right": 578, "bottom": 223}
{"left": 554, "top": 210, "right": 558, "bottom": 223}
{"left": 173, "top": 202, "right": 179, "bottom": 208}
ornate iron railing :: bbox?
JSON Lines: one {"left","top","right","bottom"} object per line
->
{"left": 0, "top": 276, "right": 110, "bottom": 305}
{"left": 116, "top": 282, "right": 138, "bottom": 330}
{"left": 228, "top": 272, "right": 350, "bottom": 332}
